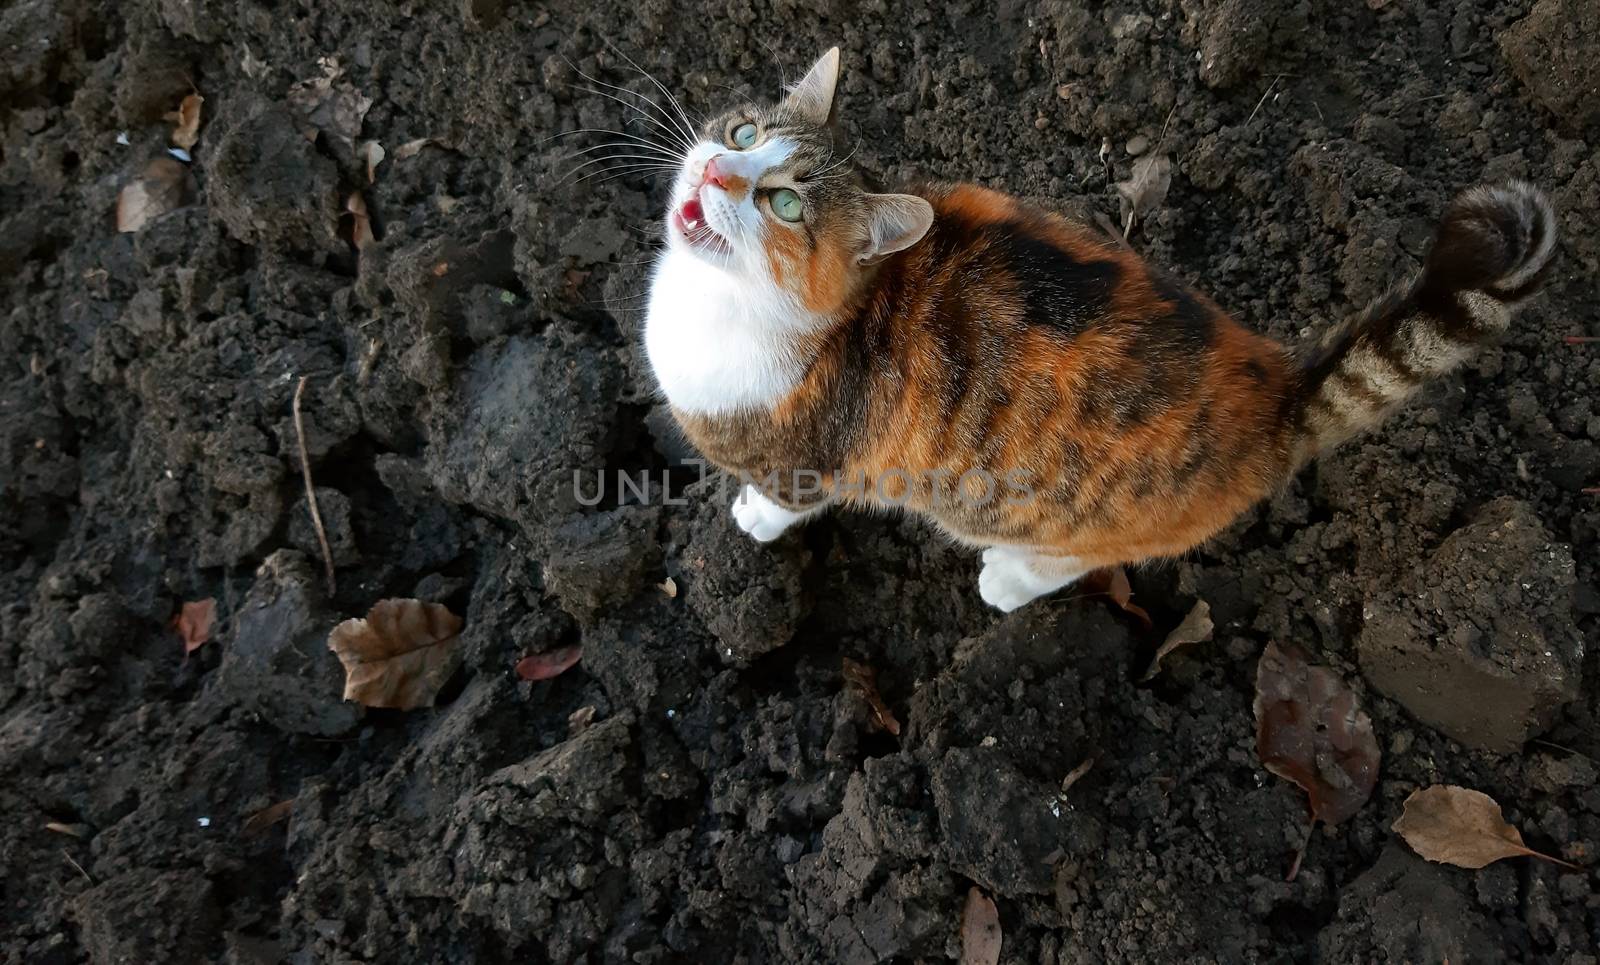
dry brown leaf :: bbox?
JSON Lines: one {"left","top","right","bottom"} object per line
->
{"left": 1255, "top": 642, "right": 1379, "bottom": 826}
{"left": 287, "top": 58, "right": 372, "bottom": 155}
{"left": 1081, "top": 567, "right": 1153, "bottom": 632}
{"left": 346, "top": 193, "right": 375, "bottom": 251}
{"left": 360, "top": 140, "right": 385, "bottom": 184}
{"left": 115, "top": 156, "right": 187, "bottom": 233}
{"left": 1116, "top": 152, "right": 1172, "bottom": 235}
{"left": 842, "top": 657, "right": 901, "bottom": 736}
{"left": 327, "top": 599, "right": 463, "bottom": 709}
{"left": 960, "top": 887, "right": 1002, "bottom": 965}
{"left": 164, "top": 93, "right": 204, "bottom": 150}
{"left": 1141, "top": 599, "right": 1213, "bottom": 681}
{"left": 515, "top": 644, "right": 582, "bottom": 682}
{"left": 172, "top": 598, "right": 217, "bottom": 655}
{"left": 393, "top": 137, "right": 433, "bottom": 160}
{"left": 1393, "top": 785, "right": 1577, "bottom": 870}
{"left": 1060, "top": 756, "right": 1096, "bottom": 795}
{"left": 242, "top": 799, "right": 293, "bottom": 835}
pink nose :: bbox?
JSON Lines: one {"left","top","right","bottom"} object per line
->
{"left": 703, "top": 155, "right": 731, "bottom": 190}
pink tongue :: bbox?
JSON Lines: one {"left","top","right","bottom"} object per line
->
{"left": 680, "top": 197, "right": 704, "bottom": 227}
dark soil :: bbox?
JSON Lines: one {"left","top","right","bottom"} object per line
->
{"left": 3, "top": 0, "right": 1598, "bottom": 962}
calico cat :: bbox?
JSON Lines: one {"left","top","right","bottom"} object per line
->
{"left": 642, "top": 48, "right": 1558, "bottom": 612}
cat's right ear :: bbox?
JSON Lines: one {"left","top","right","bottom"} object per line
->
{"left": 859, "top": 194, "right": 934, "bottom": 264}
{"left": 780, "top": 47, "right": 841, "bottom": 126}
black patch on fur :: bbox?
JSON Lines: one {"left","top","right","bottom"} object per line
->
{"left": 987, "top": 222, "right": 1120, "bottom": 335}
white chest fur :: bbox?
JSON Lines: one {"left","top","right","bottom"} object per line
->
{"left": 643, "top": 248, "right": 811, "bottom": 416}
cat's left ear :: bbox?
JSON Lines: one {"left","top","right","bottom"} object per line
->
{"left": 860, "top": 193, "right": 934, "bottom": 264}
{"left": 780, "top": 47, "right": 841, "bottom": 126}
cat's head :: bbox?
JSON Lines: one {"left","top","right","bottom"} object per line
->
{"left": 666, "top": 48, "right": 934, "bottom": 314}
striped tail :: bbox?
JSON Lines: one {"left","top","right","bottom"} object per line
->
{"left": 1293, "top": 181, "right": 1557, "bottom": 464}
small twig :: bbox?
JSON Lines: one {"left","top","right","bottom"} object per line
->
{"left": 1247, "top": 75, "right": 1283, "bottom": 126}
{"left": 62, "top": 849, "right": 94, "bottom": 885}
{"left": 1286, "top": 818, "right": 1316, "bottom": 882}
{"left": 1583, "top": 487, "right": 1600, "bottom": 496}
{"left": 1563, "top": 335, "right": 1598, "bottom": 345}
{"left": 1093, "top": 211, "right": 1134, "bottom": 252}
{"left": 292, "top": 377, "right": 337, "bottom": 598}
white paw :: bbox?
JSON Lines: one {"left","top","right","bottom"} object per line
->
{"left": 731, "top": 485, "right": 804, "bottom": 543}
{"left": 978, "top": 555, "right": 1045, "bottom": 612}
{"left": 977, "top": 548, "right": 1085, "bottom": 613}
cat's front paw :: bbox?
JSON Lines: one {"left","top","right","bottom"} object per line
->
{"left": 731, "top": 485, "right": 807, "bottom": 543}
{"left": 978, "top": 547, "right": 1084, "bottom": 613}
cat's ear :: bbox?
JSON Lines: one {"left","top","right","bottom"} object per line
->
{"left": 780, "top": 47, "right": 841, "bottom": 126}
{"left": 860, "top": 193, "right": 934, "bottom": 264}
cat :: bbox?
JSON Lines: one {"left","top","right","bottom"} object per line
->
{"left": 642, "top": 48, "right": 1558, "bottom": 612}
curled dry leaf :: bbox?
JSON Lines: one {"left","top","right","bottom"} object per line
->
{"left": 1081, "top": 567, "right": 1153, "bottom": 632}
{"left": 657, "top": 576, "right": 678, "bottom": 598}
{"left": 346, "top": 193, "right": 375, "bottom": 251}
{"left": 115, "top": 156, "right": 187, "bottom": 233}
{"left": 242, "top": 799, "right": 294, "bottom": 835}
{"left": 1393, "top": 785, "right": 1578, "bottom": 870}
{"left": 172, "top": 598, "right": 217, "bottom": 655}
{"left": 1116, "top": 152, "right": 1172, "bottom": 235}
{"left": 514, "top": 644, "right": 582, "bottom": 682}
{"left": 842, "top": 657, "right": 901, "bottom": 736}
{"left": 164, "top": 93, "right": 204, "bottom": 150}
{"left": 287, "top": 58, "right": 373, "bottom": 155}
{"left": 360, "top": 140, "right": 385, "bottom": 184}
{"left": 327, "top": 599, "right": 463, "bottom": 710}
{"left": 392, "top": 137, "right": 434, "bottom": 160}
{"left": 1060, "top": 756, "right": 1096, "bottom": 795}
{"left": 1141, "top": 599, "right": 1213, "bottom": 681}
{"left": 1254, "top": 642, "right": 1380, "bottom": 827}
{"left": 959, "top": 887, "right": 1002, "bottom": 965}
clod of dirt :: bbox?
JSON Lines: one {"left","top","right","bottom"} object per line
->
{"left": 1392, "top": 785, "right": 1576, "bottom": 870}
{"left": 668, "top": 481, "right": 810, "bottom": 667}
{"left": 1358, "top": 498, "right": 1583, "bottom": 753}
{"left": 1500, "top": 0, "right": 1600, "bottom": 131}
{"left": 541, "top": 506, "right": 663, "bottom": 622}
{"left": 202, "top": 96, "right": 341, "bottom": 249}
{"left": 72, "top": 869, "right": 223, "bottom": 964}
{"left": 287, "top": 57, "right": 373, "bottom": 157}
{"left": 1316, "top": 843, "right": 1500, "bottom": 963}
{"left": 422, "top": 332, "right": 622, "bottom": 550}
{"left": 115, "top": 156, "right": 187, "bottom": 232}
{"left": 1254, "top": 642, "right": 1380, "bottom": 828}
{"left": 171, "top": 598, "right": 216, "bottom": 655}
{"left": 217, "top": 551, "right": 361, "bottom": 736}
{"left": 327, "top": 598, "right": 464, "bottom": 709}
{"left": 960, "top": 887, "right": 1002, "bottom": 965}
{"left": 1182, "top": 0, "right": 1278, "bottom": 89}
{"left": 933, "top": 744, "right": 1104, "bottom": 895}
{"left": 288, "top": 487, "right": 359, "bottom": 566}
{"left": 1142, "top": 599, "right": 1213, "bottom": 681}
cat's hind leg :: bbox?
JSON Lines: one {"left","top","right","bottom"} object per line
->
{"left": 977, "top": 546, "right": 1088, "bottom": 612}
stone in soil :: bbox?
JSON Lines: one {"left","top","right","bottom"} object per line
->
{"left": 1500, "top": 0, "right": 1600, "bottom": 131}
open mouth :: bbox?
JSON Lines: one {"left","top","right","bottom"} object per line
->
{"left": 671, "top": 189, "right": 733, "bottom": 256}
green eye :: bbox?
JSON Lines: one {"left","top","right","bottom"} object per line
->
{"left": 732, "top": 123, "right": 758, "bottom": 149}
{"left": 770, "top": 188, "right": 803, "bottom": 222}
